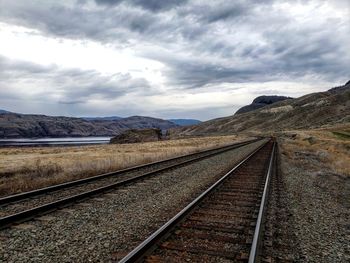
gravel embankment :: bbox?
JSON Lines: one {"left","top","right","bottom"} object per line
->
{"left": 0, "top": 140, "right": 266, "bottom": 262}
{"left": 0, "top": 141, "right": 253, "bottom": 217}
{"left": 262, "top": 145, "right": 301, "bottom": 261}
{"left": 278, "top": 138, "right": 349, "bottom": 263}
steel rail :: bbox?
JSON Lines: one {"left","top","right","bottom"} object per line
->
{"left": 118, "top": 140, "right": 272, "bottom": 263}
{"left": 0, "top": 138, "right": 259, "bottom": 205}
{"left": 0, "top": 139, "right": 263, "bottom": 229}
{"left": 248, "top": 141, "right": 276, "bottom": 263}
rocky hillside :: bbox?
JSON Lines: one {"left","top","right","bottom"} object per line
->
{"left": 0, "top": 114, "right": 178, "bottom": 138}
{"left": 170, "top": 81, "right": 350, "bottom": 137}
{"left": 235, "top": 95, "right": 292, "bottom": 114}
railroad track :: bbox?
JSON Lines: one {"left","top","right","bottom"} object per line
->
{"left": 119, "top": 139, "right": 276, "bottom": 263}
{"left": 0, "top": 138, "right": 262, "bottom": 229}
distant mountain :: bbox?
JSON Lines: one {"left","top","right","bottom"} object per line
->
{"left": 0, "top": 109, "right": 11, "bottom": 114}
{"left": 0, "top": 114, "right": 178, "bottom": 138}
{"left": 82, "top": 117, "right": 202, "bottom": 126}
{"left": 235, "top": 95, "right": 293, "bottom": 114}
{"left": 168, "top": 119, "right": 202, "bottom": 126}
{"left": 115, "top": 116, "right": 178, "bottom": 131}
{"left": 82, "top": 116, "right": 122, "bottom": 121}
{"left": 170, "top": 81, "right": 350, "bottom": 137}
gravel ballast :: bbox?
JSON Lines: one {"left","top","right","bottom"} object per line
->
{"left": 278, "top": 138, "right": 349, "bottom": 263}
{"left": 0, "top": 140, "right": 266, "bottom": 262}
{"left": 261, "top": 145, "right": 300, "bottom": 262}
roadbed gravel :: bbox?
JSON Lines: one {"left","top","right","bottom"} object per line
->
{"left": 261, "top": 145, "right": 300, "bottom": 262}
{"left": 278, "top": 138, "right": 349, "bottom": 263}
{"left": 0, "top": 140, "right": 266, "bottom": 262}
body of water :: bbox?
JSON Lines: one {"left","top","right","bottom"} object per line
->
{"left": 0, "top": 137, "right": 112, "bottom": 147}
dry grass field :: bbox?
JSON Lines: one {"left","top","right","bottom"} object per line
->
{"left": 277, "top": 124, "right": 350, "bottom": 261}
{"left": 278, "top": 125, "right": 350, "bottom": 177}
{"left": 279, "top": 130, "right": 349, "bottom": 174}
{"left": 0, "top": 135, "right": 247, "bottom": 197}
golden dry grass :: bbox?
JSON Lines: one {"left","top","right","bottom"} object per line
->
{"left": 0, "top": 135, "right": 247, "bottom": 196}
{"left": 277, "top": 124, "right": 350, "bottom": 177}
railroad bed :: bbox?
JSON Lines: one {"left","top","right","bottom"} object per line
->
{"left": 120, "top": 140, "right": 275, "bottom": 262}
{"left": 0, "top": 139, "right": 260, "bottom": 229}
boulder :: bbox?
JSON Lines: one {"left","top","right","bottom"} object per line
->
{"left": 110, "top": 128, "right": 162, "bottom": 144}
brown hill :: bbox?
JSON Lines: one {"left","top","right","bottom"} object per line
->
{"left": 170, "top": 82, "right": 350, "bottom": 137}
{"left": 0, "top": 114, "right": 177, "bottom": 138}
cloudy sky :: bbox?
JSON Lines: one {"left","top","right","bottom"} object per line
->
{"left": 0, "top": 0, "right": 349, "bottom": 120}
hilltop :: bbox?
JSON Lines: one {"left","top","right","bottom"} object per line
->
{"left": 235, "top": 95, "right": 292, "bottom": 114}
{"left": 170, "top": 81, "right": 350, "bottom": 137}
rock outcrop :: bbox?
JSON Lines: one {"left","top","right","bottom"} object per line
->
{"left": 110, "top": 128, "right": 162, "bottom": 144}
{"left": 328, "top": 80, "right": 350, "bottom": 94}
{"left": 235, "top": 95, "right": 293, "bottom": 114}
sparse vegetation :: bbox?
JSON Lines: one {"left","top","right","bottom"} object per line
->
{"left": 279, "top": 127, "right": 350, "bottom": 176}
{"left": 277, "top": 125, "right": 350, "bottom": 261}
{"left": 171, "top": 85, "right": 350, "bottom": 137}
{"left": 0, "top": 135, "right": 247, "bottom": 196}
{"left": 332, "top": 131, "right": 350, "bottom": 140}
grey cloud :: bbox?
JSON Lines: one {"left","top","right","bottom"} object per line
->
{"left": 94, "top": 0, "right": 123, "bottom": 5}
{"left": 179, "top": 2, "right": 248, "bottom": 23}
{"left": 0, "top": 1, "right": 267, "bottom": 46}
{"left": 94, "top": 0, "right": 188, "bottom": 11}
{"left": 139, "top": 0, "right": 349, "bottom": 88}
{"left": 0, "top": 1, "right": 258, "bottom": 44}
{"left": 0, "top": 56, "right": 151, "bottom": 103}
{"left": 59, "top": 71, "right": 150, "bottom": 102}
{"left": 142, "top": 24, "right": 349, "bottom": 89}
{"left": 0, "top": 55, "right": 56, "bottom": 75}
{"left": 178, "top": 0, "right": 276, "bottom": 24}
{"left": 58, "top": 100, "right": 85, "bottom": 105}
{"left": 0, "top": 1, "right": 158, "bottom": 42}
{"left": 204, "top": 5, "right": 246, "bottom": 23}
{"left": 260, "top": 23, "right": 350, "bottom": 80}
{"left": 155, "top": 57, "right": 268, "bottom": 89}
